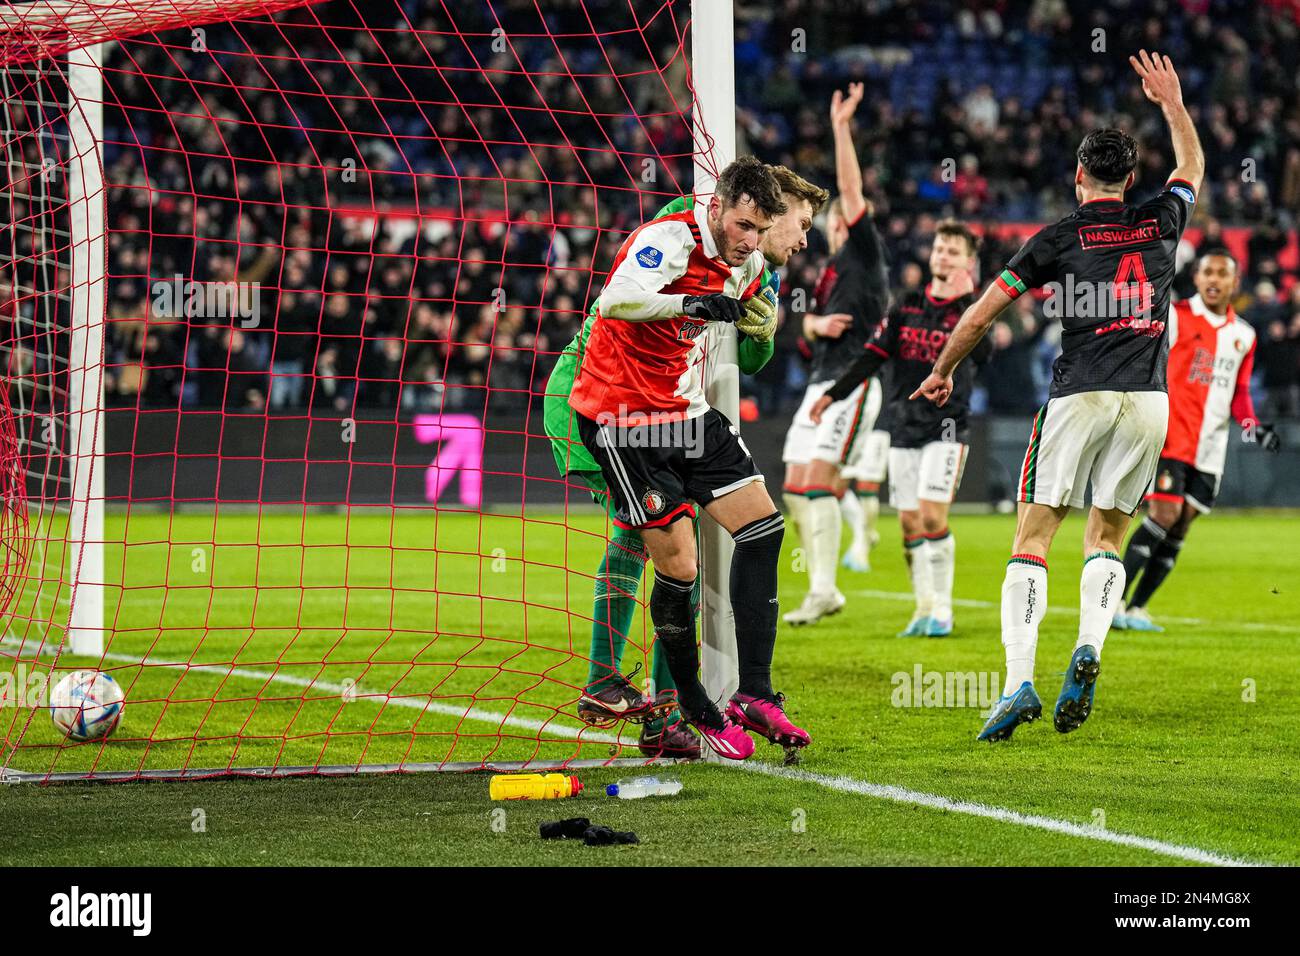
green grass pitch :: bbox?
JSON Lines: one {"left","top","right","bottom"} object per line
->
{"left": 1, "top": 507, "right": 1296, "bottom": 866}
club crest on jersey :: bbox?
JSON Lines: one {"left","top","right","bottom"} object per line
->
{"left": 1157, "top": 471, "right": 1174, "bottom": 492}
{"left": 642, "top": 489, "right": 667, "bottom": 515}
{"left": 635, "top": 246, "right": 664, "bottom": 268}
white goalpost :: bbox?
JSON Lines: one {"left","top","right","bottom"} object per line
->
{"left": 0, "top": 7, "right": 106, "bottom": 661}
{"left": 691, "top": 0, "right": 741, "bottom": 723}
{"left": 64, "top": 40, "right": 106, "bottom": 657}
{"left": 1, "top": 0, "right": 744, "bottom": 782}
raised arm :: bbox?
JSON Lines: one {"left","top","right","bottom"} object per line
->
{"left": 830, "top": 83, "right": 869, "bottom": 225}
{"left": 1130, "top": 50, "right": 1204, "bottom": 195}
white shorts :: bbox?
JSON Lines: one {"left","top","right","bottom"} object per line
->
{"left": 888, "top": 441, "right": 968, "bottom": 512}
{"left": 1019, "top": 390, "right": 1168, "bottom": 514}
{"left": 782, "top": 377, "right": 881, "bottom": 468}
{"left": 843, "top": 428, "right": 890, "bottom": 483}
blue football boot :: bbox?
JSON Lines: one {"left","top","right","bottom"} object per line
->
{"left": 925, "top": 617, "right": 953, "bottom": 637}
{"left": 898, "top": 615, "right": 930, "bottom": 637}
{"left": 1054, "top": 644, "right": 1101, "bottom": 733}
{"left": 977, "top": 681, "right": 1042, "bottom": 742}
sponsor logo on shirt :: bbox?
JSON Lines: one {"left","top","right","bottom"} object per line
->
{"left": 1077, "top": 219, "right": 1159, "bottom": 250}
{"left": 635, "top": 245, "right": 664, "bottom": 268}
{"left": 1093, "top": 314, "right": 1166, "bottom": 338}
{"left": 677, "top": 320, "right": 708, "bottom": 343}
{"left": 897, "top": 325, "right": 950, "bottom": 363}
{"left": 1189, "top": 347, "right": 1216, "bottom": 386}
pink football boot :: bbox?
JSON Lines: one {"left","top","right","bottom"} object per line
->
{"left": 725, "top": 691, "right": 811, "bottom": 749}
{"left": 694, "top": 716, "right": 755, "bottom": 760}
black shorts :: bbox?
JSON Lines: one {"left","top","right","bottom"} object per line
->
{"left": 1148, "top": 457, "right": 1220, "bottom": 514}
{"left": 576, "top": 408, "right": 763, "bottom": 529}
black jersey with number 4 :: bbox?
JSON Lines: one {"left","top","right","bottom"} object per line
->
{"left": 809, "top": 208, "right": 890, "bottom": 383}
{"left": 826, "top": 286, "right": 990, "bottom": 448}
{"left": 996, "top": 179, "right": 1196, "bottom": 399}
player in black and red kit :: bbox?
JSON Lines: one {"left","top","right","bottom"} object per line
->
{"left": 913, "top": 51, "right": 1204, "bottom": 742}
{"left": 811, "top": 221, "right": 989, "bottom": 638}
{"left": 781, "top": 82, "right": 891, "bottom": 625}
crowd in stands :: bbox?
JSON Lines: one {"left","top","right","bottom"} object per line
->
{"left": 41, "top": 0, "right": 1298, "bottom": 423}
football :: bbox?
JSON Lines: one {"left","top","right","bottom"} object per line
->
{"left": 50, "top": 670, "right": 124, "bottom": 742}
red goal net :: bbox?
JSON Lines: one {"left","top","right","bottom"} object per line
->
{"left": 0, "top": 0, "right": 712, "bottom": 780}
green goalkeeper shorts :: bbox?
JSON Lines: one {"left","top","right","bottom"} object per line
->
{"left": 543, "top": 350, "right": 603, "bottom": 484}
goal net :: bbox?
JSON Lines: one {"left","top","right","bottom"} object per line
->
{"left": 0, "top": 0, "right": 735, "bottom": 781}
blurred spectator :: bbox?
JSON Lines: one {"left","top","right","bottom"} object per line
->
{"left": 981, "top": 298, "right": 1047, "bottom": 414}
{"left": 56, "top": 0, "right": 1299, "bottom": 427}
{"left": 1259, "top": 317, "right": 1300, "bottom": 420}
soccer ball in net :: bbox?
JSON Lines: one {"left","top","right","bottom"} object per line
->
{"left": 50, "top": 671, "right": 125, "bottom": 742}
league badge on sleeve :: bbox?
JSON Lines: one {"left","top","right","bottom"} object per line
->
{"left": 635, "top": 246, "right": 664, "bottom": 269}
{"left": 1170, "top": 184, "right": 1195, "bottom": 204}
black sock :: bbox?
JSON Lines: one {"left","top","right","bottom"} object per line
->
{"left": 649, "top": 570, "right": 716, "bottom": 723}
{"left": 1121, "top": 517, "right": 1167, "bottom": 602}
{"left": 730, "top": 512, "right": 785, "bottom": 700}
{"left": 1129, "top": 532, "right": 1183, "bottom": 609}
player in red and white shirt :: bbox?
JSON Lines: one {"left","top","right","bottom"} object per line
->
{"left": 570, "top": 157, "right": 810, "bottom": 761}
{"left": 1115, "top": 249, "right": 1281, "bottom": 631}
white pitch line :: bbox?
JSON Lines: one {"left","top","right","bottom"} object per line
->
{"left": 1, "top": 637, "right": 1270, "bottom": 867}
{"left": 0, "top": 635, "right": 624, "bottom": 746}
{"left": 734, "top": 760, "right": 1267, "bottom": 867}
{"left": 851, "top": 588, "right": 1300, "bottom": 634}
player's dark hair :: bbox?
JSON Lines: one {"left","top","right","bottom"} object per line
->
{"left": 715, "top": 155, "right": 787, "bottom": 218}
{"left": 935, "top": 219, "right": 980, "bottom": 256}
{"left": 1197, "top": 247, "right": 1238, "bottom": 271}
{"left": 768, "top": 164, "right": 830, "bottom": 215}
{"left": 1076, "top": 128, "right": 1139, "bottom": 187}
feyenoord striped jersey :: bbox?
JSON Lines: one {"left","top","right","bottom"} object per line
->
{"left": 1163, "top": 294, "right": 1258, "bottom": 476}
{"left": 569, "top": 201, "right": 764, "bottom": 424}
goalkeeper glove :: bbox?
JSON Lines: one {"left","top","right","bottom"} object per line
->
{"left": 735, "top": 284, "right": 778, "bottom": 342}
{"left": 683, "top": 293, "right": 743, "bottom": 324}
{"left": 1251, "top": 421, "right": 1281, "bottom": 453}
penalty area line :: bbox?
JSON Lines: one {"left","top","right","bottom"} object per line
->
{"left": 732, "top": 760, "right": 1266, "bottom": 867}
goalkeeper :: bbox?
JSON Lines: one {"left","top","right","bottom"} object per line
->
{"left": 544, "top": 166, "right": 828, "bottom": 758}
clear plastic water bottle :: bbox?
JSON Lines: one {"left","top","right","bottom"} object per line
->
{"left": 605, "top": 776, "right": 682, "bottom": 799}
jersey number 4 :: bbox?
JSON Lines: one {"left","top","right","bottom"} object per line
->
{"left": 1112, "top": 252, "right": 1154, "bottom": 316}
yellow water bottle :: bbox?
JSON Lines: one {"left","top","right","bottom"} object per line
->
{"left": 488, "top": 773, "right": 583, "bottom": 800}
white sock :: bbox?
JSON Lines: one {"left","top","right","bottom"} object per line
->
{"left": 926, "top": 531, "right": 955, "bottom": 622}
{"left": 906, "top": 537, "right": 933, "bottom": 619}
{"left": 862, "top": 491, "right": 880, "bottom": 546}
{"left": 783, "top": 491, "right": 812, "bottom": 595}
{"left": 806, "top": 495, "right": 842, "bottom": 595}
{"left": 1079, "top": 551, "right": 1125, "bottom": 658}
{"left": 1001, "top": 556, "right": 1047, "bottom": 696}
{"left": 839, "top": 491, "right": 866, "bottom": 554}
{"left": 782, "top": 491, "right": 809, "bottom": 537}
